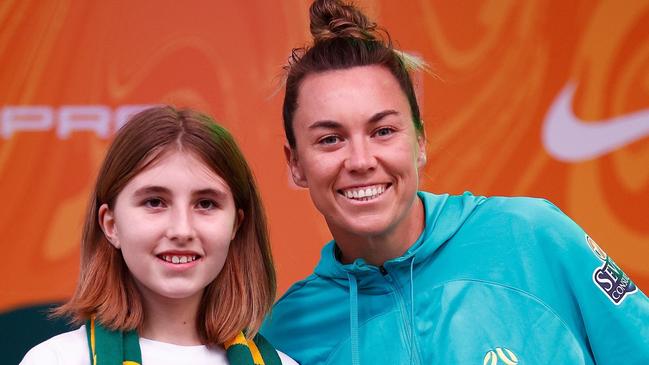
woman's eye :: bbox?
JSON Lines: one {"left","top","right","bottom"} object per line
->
{"left": 197, "top": 199, "right": 216, "bottom": 210}
{"left": 318, "top": 135, "right": 340, "bottom": 145}
{"left": 144, "top": 198, "right": 165, "bottom": 208}
{"left": 375, "top": 127, "right": 394, "bottom": 137}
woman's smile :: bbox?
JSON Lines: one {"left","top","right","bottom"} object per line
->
{"left": 338, "top": 183, "right": 390, "bottom": 201}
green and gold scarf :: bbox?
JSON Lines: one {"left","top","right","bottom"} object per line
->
{"left": 85, "top": 318, "right": 281, "bottom": 365}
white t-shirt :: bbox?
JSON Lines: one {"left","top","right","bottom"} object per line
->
{"left": 20, "top": 326, "right": 298, "bottom": 365}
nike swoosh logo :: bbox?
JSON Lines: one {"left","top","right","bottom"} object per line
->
{"left": 542, "top": 83, "right": 649, "bottom": 162}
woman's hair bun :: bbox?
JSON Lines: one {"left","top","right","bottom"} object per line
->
{"left": 309, "top": 0, "right": 378, "bottom": 43}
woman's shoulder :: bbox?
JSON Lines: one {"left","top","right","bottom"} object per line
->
{"left": 478, "top": 195, "right": 561, "bottom": 219}
{"left": 20, "top": 326, "right": 89, "bottom": 365}
{"left": 470, "top": 195, "right": 583, "bottom": 241}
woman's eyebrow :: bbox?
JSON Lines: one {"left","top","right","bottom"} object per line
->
{"left": 368, "top": 109, "right": 399, "bottom": 124}
{"left": 308, "top": 120, "right": 341, "bottom": 130}
{"left": 308, "top": 110, "right": 400, "bottom": 130}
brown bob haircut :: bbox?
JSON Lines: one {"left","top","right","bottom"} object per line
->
{"left": 56, "top": 105, "right": 276, "bottom": 345}
{"left": 283, "top": 0, "right": 426, "bottom": 149}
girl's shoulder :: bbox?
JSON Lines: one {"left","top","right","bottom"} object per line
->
{"left": 140, "top": 338, "right": 298, "bottom": 365}
{"left": 20, "top": 325, "right": 298, "bottom": 365}
{"left": 20, "top": 326, "right": 89, "bottom": 365}
{"left": 278, "top": 351, "right": 300, "bottom": 365}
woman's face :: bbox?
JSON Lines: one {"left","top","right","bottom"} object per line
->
{"left": 288, "top": 65, "right": 426, "bottom": 240}
{"left": 99, "top": 150, "right": 241, "bottom": 305}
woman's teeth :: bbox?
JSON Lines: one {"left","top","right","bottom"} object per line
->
{"left": 160, "top": 255, "right": 198, "bottom": 264}
{"left": 341, "top": 185, "right": 387, "bottom": 201}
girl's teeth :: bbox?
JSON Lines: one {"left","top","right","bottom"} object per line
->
{"left": 162, "top": 255, "right": 197, "bottom": 264}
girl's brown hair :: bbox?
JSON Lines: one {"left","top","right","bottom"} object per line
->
{"left": 283, "top": 0, "right": 427, "bottom": 149}
{"left": 55, "top": 106, "right": 276, "bottom": 345}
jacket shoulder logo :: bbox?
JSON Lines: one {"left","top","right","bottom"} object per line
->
{"left": 586, "top": 234, "right": 638, "bottom": 305}
{"left": 586, "top": 234, "right": 607, "bottom": 261}
{"left": 592, "top": 256, "right": 638, "bottom": 305}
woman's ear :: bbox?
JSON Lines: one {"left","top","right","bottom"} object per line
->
{"left": 98, "top": 203, "right": 120, "bottom": 249}
{"left": 284, "top": 144, "right": 308, "bottom": 188}
{"left": 417, "top": 133, "right": 427, "bottom": 168}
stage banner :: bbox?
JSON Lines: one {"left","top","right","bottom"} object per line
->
{"left": 1, "top": 1, "right": 647, "bottom": 361}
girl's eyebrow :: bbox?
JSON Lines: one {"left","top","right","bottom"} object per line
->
{"left": 133, "top": 186, "right": 227, "bottom": 198}
{"left": 133, "top": 185, "right": 170, "bottom": 197}
{"left": 193, "top": 188, "right": 228, "bottom": 199}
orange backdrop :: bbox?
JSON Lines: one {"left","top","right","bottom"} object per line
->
{"left": 1, "top": 0, "right": 648, "bottom": 315}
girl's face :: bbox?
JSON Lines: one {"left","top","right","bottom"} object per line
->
{"left": 287, "top": 65, "right": 426, "bottom": 241}
{"left": 99, "top": 150, "right": 241, "bottom": 305}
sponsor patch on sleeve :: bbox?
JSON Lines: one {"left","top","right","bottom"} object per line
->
{"left": 586, "top": 234, "right": 638, "bottom": 305}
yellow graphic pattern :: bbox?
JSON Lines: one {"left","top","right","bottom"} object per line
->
{"left": 483, "top": 347, "right": 519, "bottom": 365}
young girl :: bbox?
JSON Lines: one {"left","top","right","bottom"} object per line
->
{"left": 21, "top": 106, "right": 297, "bottom": 365}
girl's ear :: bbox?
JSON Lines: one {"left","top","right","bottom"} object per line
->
{"left": 284, "top": 144, "right": 308, "bottom": 188}
{"left": 98, "top": 204, "right": 120, "bottom": 249}
{"left": 231, "top": 209, "right": 244, "bottom": 241}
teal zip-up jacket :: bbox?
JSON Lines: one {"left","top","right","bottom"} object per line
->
{"left": 261, "top": 192, "right": 649, "bottom": 364}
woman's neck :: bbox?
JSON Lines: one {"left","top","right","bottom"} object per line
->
{"left": 332, "top": 197, "right": 425, "bottom": 267}
{"left": 138, "top": 289, "right": 204, "bottom": 346}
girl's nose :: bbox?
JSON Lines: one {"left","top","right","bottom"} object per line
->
{"left": 166, "top": 208, "right": 196, "bottom": 243}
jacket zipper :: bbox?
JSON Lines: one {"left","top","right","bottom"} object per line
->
{"left": 380, "top": 266, "right": 422, "bottom": 365}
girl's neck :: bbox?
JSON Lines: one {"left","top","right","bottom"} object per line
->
{"left": 139, "top": 289, "right": 204, "bottom": 346}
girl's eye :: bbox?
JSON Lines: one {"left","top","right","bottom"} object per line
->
{"left": 318, "top": 135, "right": 341, "bottom": 145}
{"left": 197, "top": 199, "right": 216, "bottom": 210}
{"left": 144, "top": 198, "right": 165, "bottom": 208}
{"left": 375, "top": 127, "right": 394, "bottom": 137}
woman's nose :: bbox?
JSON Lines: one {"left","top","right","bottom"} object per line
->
{"left": 344, "top": 139, "right": 377, "bottom": 173}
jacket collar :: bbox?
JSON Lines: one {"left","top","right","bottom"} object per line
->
{"left": 313, "top": 191, "right": 485, "bottom": 288}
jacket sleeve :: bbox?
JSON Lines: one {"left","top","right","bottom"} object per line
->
{"left": 540, "top": 201, "right": 649, "bottom": 364}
